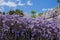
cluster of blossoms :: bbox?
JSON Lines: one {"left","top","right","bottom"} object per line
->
{"left": 0, "top": 14, "right": 60, "bottom": 40}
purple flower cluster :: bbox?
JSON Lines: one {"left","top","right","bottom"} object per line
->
{"left": 0, "top": 14, "right": 60, "bottom": 40}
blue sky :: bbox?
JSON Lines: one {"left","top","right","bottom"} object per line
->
{"left": 0, "top": 0, "right": 57, "bottom": 13}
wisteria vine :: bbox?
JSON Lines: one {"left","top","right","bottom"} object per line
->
{"left": 0, "top": 14, "right": 60, "bottom": 40}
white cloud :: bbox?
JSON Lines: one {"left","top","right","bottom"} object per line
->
{"left": 0, "top": 0, "right": 33, "bottom": 7}
{"left": 1, "top": 0, "right": 4, "bottom": 1}
{"left": 27, "top": 0, "right": 32, "bottom": 6}
{"left": 0, "top": 1, "right": 17, "bottom": 7}
{"left": 0, "top": 0, "right": 4, "bottom": 4}
{"left": 42, "top": 8, "right": 47, "bottom": 11}
{"left": 0, "top": 0, "right": 25, "bottom": 7}
{"left": 0, "top": 2, "right": 6, "bottom": 6}
{"left": 7, "top": 2, "right": 17, "bottom": 7}
{"left": 42, "top": 8, "right": 54, "bottom": 11}
{"left": 17, "top": 2, "right": 25, "bottom": 6}
{"left": 17, "top": 0, "right": 25, "bottom": 6}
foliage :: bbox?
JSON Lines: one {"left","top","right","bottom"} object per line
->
{"left": 8, "top": 10, "right": 15, "bottom": 15}
{"left": 31, "top": 14, "right": 36, "bottom": 18}
{"left": 31, "top": 10, "right": 36, "bottom": 18}
{"left": 38, "top": 13, "right": 43, "bottom": 16}
{"left": 15, "top": 9, "right": 24, "bottom": 16}
{"left": 0, "top": 11, "right": 5, "bottom": 14}
{"left": 8, "top": 9, "right": 24, "bottom": 16}
{"left": 3, "top": 12, "right": 5, "bottom": 15}
{"left": 31, "top": 10, "right": 36, "bottom": 14}
{"left": 15, "top": 9, "right": 21, "bottom": 14}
